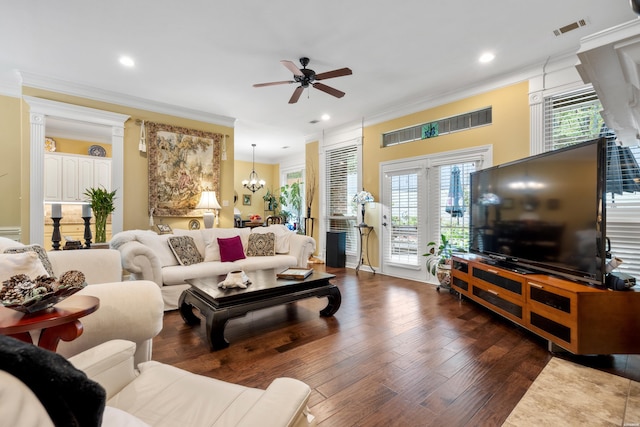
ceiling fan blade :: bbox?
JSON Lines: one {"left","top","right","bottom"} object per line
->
{"left": 253, "top": 80, "right": 295, "bottom": 87}
{"left": 281, "top": 60, "right": 304, "bottom": 77}
{"left": 313, "top": 82, "right": 345, "bottom": 98}
{"left": 289, "top": 86, "right": 304, "bottom": 104}
{"left": 314, "top": 67, "right": 353, "bottom": 80}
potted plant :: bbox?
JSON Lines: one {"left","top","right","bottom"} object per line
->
{"left": 279, "top": 182, "right": 302, "bottom": 229}
{"left": 84, "top": 187, "right": 117, "bottom": 243}
{"left": 262, "top": 188, "right": 279, "bottom": 211}
{"left": 423, "top": 234, "right": 453, "bottom": 289}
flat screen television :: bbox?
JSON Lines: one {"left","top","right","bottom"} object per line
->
{"left": 469, "top": 138, "right": 607, "bottom": 286}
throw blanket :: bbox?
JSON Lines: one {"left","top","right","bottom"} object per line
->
{"left": 0, "top": 335, "right": 106, "bottom": 427}
{"left": 109, "top": 229, "right": 156, "bottom": 250}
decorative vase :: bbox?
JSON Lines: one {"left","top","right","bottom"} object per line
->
{"left": 436, "top": 264, "right": 452, "bottom": 289}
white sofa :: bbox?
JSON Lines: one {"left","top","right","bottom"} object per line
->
{"left": 0, "top": 339, "right": 316, "bottom": 427}
{"left": 0, "top": 237, "right": 164, "bottom": 365}
{"left": 111, "top": 225, "right": 316, "bottom": 310}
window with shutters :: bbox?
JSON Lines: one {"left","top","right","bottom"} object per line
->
{"left": 324, "top": 145, "right": 359, "bottom": 256}
{"left": 544, "top": 86, "right": 640, "bottom": 278}
{"left": 437, "top": 162, "right": 476, "bottom": 250}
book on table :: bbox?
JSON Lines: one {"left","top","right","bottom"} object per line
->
{"left": 277, "top": 267, "right": 313, "bottom": 280}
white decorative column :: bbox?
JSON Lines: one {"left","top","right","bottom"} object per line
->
{"left": 529, "top": 91, "right": 545, "bottom": 155}
{"left": 29, "top": 111, "right": 46, "bottom": 245}
{"left": 24, "top": 96, "right": 129, "bottom": 245}
{"left": 111, "top": 125, "right": 125, "bottom": 235}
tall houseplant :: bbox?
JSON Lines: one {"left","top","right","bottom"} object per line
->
{"left": 279, "top": 182, "right": 302, "bottom": 226}
{"left": 84, "top": 187, "right": 117, "bottom": 243}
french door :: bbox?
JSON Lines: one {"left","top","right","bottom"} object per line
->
{"left": 379, "top": 151, "right": 485, "bottom": 283}
{"left": 380, "top": 159, "right": 428, "bottom": 281}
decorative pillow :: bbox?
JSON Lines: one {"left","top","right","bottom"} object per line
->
{"left": 0, "top": 252, "right": 48, "bottom": 283}
{"left": 251, "top": 225, "right": 293, "bottom": 253}
{"left": 167, "top": 236, "right": 203, "bottom": 266}
{"left": 202, "top": 228, "right": 251, "bottom": 262}
{"left": 173, "top": 229, "right": 205, "bottom": 257}
{"left": 246, "top": 232, "right": 276, "bottom": 257}
{"left": 0, "top": 335, "right": 106, "bottom": 427}
{"left": 217, "top": 236, "right": 246, "bottom": 262}
{"left": 4, "top": 245, "right": 54, "bottom": 277}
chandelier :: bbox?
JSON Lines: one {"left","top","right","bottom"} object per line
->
{"left": 242, "top": 144, "right": 265, "bottom": 193}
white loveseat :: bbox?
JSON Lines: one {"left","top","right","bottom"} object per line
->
{"left": 111, "top": 225, "right": 316, "bottom": 310}
{"left": 0, "top": 237, "right": 164, "bottom": 365}
{"left": 0, "top": 339, "right": 316, "bottom": 427}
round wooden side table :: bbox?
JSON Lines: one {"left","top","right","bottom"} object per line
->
{"left": 0, "top": 295, "right": 99, "bottom": 351}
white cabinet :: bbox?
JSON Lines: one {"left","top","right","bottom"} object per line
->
{"left": 43, "top": 155, "right": 62, "bottom": 201}
{"left": 44, "top": 153, "right": 111, "bottom": 202}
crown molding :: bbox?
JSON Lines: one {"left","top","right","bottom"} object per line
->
{"left": 19, "top": 71, "right": 236, "bottom": 128}
{"left": 0, "top": 70, "right": 22, "bottom": 97}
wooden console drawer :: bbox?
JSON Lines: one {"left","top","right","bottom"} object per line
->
{"left": 451, "top": 258, "right": 470, "bottom": 295}
{"left": 471, "top": 265, "right": 525, "bottom": 301}
{"left": 471, "top": 279, "right": 524, "bottom": 324}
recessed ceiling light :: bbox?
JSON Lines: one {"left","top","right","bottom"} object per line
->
{"left": 321, "top": 114, "right": 330, "bottom": 121}
{"left": 119, "top": 56, "right": 135, "bottom": 67}
{"left": 479, "top": 52, "right": 495, "bottom": 64}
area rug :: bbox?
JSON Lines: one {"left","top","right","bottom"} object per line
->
{"left": 503, "top": 357, "right": 640, "bottom": 426}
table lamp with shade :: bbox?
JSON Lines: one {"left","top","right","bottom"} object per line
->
{"left": 196, "top": 190, "right": 221, "bottom": 228}
{"left": 353, "top": 189, "right": 374, "bottom": 227}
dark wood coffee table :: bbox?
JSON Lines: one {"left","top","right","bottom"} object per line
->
{"left": 179, "top": 269, "right": 341, "bottom": 350}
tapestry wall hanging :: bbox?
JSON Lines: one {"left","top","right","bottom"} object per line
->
{"left": 147, "top": 122, "right": 222, "bottom": 217}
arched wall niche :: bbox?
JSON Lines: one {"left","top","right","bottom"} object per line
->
{"left": 24, "top": 96, "right": 129, "bottom": 245}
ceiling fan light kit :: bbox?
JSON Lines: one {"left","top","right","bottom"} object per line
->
{"left": 253, "top": 57, "right": 352, "bottom": 104}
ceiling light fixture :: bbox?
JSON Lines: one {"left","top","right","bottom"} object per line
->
{"left": 479, "top": 52, "right": 495, "bottom": 63}
{"left": 321, "top": 114, "right": 330, "bottom": 121}
{"left": 119, "top": 56, "right": 135, "bottom": 67}
{"left": 242, "top": 144, "right": 265, "bottom": 193}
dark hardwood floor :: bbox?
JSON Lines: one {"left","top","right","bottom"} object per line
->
{"left": 153, "top": 265, "right": 640, "bottom": 426}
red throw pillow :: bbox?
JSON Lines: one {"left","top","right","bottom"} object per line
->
{"left": 217, "top": 235, "right": 246, "bottom": 262}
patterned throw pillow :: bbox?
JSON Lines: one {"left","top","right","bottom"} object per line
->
{"left": 4, "top": 245, "right": 55, "bottom": 277}
{"left": 246, "top": 232, "right": 276, "bottom": 257}
{"left": 167, "top": 236, "right": 203, "bottom": 266}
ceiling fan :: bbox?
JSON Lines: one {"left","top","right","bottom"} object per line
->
{"left": 253, "top": 57, "right": 352, "bottom": 104}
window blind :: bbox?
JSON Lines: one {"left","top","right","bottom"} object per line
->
{"left": 383, "top": 169, "right": 423, "bottom": 266}
{"left": 543, "top": 86, "right": 612, "bottom": 151}
{"left": 544, "top": 87, "right": 640, "bottom": 278}
{"left": 325, "top": 145, "right": 358, "bottom": 255}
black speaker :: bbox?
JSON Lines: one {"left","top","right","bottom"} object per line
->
{"left": 326, "top": 231, "right": 346, "bottom": 268}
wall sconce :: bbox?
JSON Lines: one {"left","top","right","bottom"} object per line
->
{"left": 196, "top": 190, "right": 221, "bottom": 228}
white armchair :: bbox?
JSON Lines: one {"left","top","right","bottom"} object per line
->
{"left": 0, "top": 237, "right": 164, "bottom": 364}
{"left": 0, "top": 339, "right": 316, "bottom": 427}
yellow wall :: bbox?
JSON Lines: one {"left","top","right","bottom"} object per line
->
{"left": 10, "top": 87, "right": 234, "bottom": 241}
{"left": 362, "top": 82, "right": 531, "bottom": 266}
{"left": 48, "top": 136, "right": 112, "bottom": 157}
{"left": 305, "top": 141, "right": 319, "bottom": 252}
{"left": 233, "top": 159, "right": 279, "bottom": 220}
{"left": 0, "top": 95, "right": 22, "bottom": 228}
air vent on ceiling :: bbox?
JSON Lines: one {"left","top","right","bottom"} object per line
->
{"left": 553, "top": 19, "right": 587, "bottom": 36}
{"left": 309, "top": 119, "right": 320, "bottom": 124}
